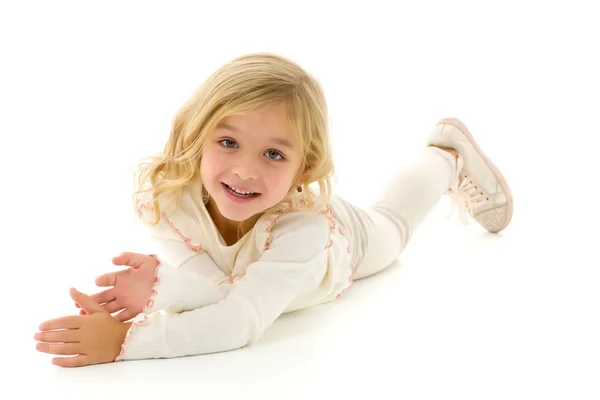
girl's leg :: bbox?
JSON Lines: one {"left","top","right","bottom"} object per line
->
{"left": 352, "top": 118, "right": 513, "bottom": 280}
{"left": 352, "top": 145, "right": 458, "bottom": 280}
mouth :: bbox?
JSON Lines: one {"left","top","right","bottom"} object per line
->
{"left": 221, "top": 183, "right": 261, "bottom": 199}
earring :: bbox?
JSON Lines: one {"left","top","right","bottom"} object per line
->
{"left": 297, "top": 185, "right": 302, "bottom": 192}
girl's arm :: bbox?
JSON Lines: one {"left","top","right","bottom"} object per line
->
{"left": 116, "top": 212, "right": 330, "bottom": 361}
{"left": 140, "top": 249, "right": 232, "bottom": 315}
{"left": 133, "top": 206, "right": 233, "bottom": 314}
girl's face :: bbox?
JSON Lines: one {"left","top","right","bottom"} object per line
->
{"left": 200, "top": 104, "right": 303, "bottom": 223}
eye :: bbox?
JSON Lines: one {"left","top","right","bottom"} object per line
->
{"left": 265, "top": 150, "right": 284, "bottom": 161}
{"left": 219, "top": 139, "right": 237, "bottom": 148}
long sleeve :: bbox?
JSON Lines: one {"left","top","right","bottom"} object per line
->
{"left": 143, "top": 250, "right": 232, "bottom": 315}
{"left": 134, "top": 195, "right": 233, "bottom": 314}
{"left": 116, "top": 212, "right": 330, "bottom": 361}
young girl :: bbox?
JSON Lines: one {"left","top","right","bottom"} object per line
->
{"left": 34, "top": 52, "right": 513, "bottom": 367}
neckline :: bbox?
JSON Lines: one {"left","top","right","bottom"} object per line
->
{"left": 186, "top": 182, "right": 309, "bottom": 249}
{"left": 196, "top": 196, "right": 266, "bottom": 249}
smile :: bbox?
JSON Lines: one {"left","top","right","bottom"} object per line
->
{"left": 226, "top": 184, "right": 258, "bottom": 195}
{"left": 221, "top": 183, "right": 261, "bottom": 202}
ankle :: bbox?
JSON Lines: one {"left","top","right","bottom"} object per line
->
{"left": 429, "top": 145, "right": 463, "bottom": 186}
{"left": 434, "top": 145, "right": 459, "bottom": 160}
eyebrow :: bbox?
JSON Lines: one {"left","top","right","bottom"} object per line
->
{"left": 217, "top": 123, "right": 240, "bottom": 132}
{"left": 217, "top": 123, "right": 294, "bottom": 149}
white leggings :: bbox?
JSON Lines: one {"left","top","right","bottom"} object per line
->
{"left": 349, "top": 146, "right": 457, "bottom": 280}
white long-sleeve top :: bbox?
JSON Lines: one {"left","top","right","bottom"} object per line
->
{"left": 116, "top": 182, "right": 367, "bottom": 361}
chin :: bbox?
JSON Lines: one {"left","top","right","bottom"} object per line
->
{"left": 213, "top": 198, "right": 261, "bottom": 221}
{"left": 221, "top": 210, "right": 253, "bottom": 222}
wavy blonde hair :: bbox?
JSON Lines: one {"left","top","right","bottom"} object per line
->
{"left": 134, "top": 52, "right": 335, "bottom": 224}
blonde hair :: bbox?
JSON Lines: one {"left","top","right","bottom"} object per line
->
{"left": 134, "top": 52, "right": 335, "bottom": 224}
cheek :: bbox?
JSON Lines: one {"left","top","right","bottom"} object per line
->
{"left": 200, "top": 150, "right": 225, "bottom": 177}
{"left": 265, "top": 166, "right": 297, "bottom": 192}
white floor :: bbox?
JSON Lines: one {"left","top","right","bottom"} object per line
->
{"left": 3, "top": 1, "right": 599, "bottom": 399}
{"left": 9, "top": 196, "right": 600, "bottom": 399}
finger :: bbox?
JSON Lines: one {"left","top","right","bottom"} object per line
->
{"left": 113, "top": 309, "right": 136, "bottom": 322}
{"left": 76, "top": 290, "right": 115, "bottom": 309}
{"left": 35, "top": 329, "right": 80, "bottom": 343}
{"left": 69, "top": 288, "right": 105, "bottom": 314}
{"left": 103, "top": 300, "right": 125, "bottom": 314}
{"left": 94, "top": 271, "right": 118, "bottom": 287}
{"left": 112, "top": 252, "right": 149, "bottom": 269}
{"left": 89, "top": 288, "right": 116, "bottom": 304}
{"left": 52, "top": 355, "right": 91, "bottom": 368}
{"left": 39, "top": 316, "right": 82, "bottom": 331}
{"left": 36, "top": 342, "right": 80, "bottom": 356}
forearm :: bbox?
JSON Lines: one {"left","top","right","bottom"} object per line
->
{"left": 116, "top": 252, "right": 323, "bottom": 361}
{"left": 144, "top": 261, "right": 232, "bottom": 314}
{"left": 143, "top": 238, "right": 232, "bottom": 314}
{"left": 117, "top": 298, "right": 255, "bottom": 360}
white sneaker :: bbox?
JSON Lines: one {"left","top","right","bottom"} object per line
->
{"left": 426, "top": 118, "right": 513, "bottom": 233}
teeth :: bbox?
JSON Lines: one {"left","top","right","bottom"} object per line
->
{"left": 228, "top": 185, "right": 254, "bottom": 195}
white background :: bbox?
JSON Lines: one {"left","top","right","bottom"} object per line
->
{"left": 1, "top": 0, "right": 599, "bottom": 399}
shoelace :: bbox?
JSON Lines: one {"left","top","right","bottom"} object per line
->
{"left": 447, "top": 174, "right": 489, "bottom": 226}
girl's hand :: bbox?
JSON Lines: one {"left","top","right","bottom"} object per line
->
{"left": 76, "top": 252, "right": 159, "bottom": 322}
{"left": 36, "top": 288, "right": 131, "bottom": 367}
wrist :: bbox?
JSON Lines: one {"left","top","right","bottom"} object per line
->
{"left": 121, "top": 322, "right": 133, "bottom": 340}
{"left": 111, "top": 321, "right": 133, "bottom": 362}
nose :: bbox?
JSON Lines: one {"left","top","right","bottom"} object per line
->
{"left": 231, "top": 153, "right": 259, "bottom": 180}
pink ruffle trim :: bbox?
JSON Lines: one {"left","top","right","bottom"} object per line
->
{"left": 114, "top": 254, "right": 162, "bottom": 362}
{"left": 136, "top": 198, "right": 205, "bottom": 253}
{"left": 263, "top": 200, "right": 295, "bottom": 251}
{"left": 323, "top": 207, "right": 355, "bottom": 299}
{"left": 262, "top": 201, "right": 356, "bottom": 299}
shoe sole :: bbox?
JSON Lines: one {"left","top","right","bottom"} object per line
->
{"left": 437, "top": 117, "right": 514, "bottom": 233}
